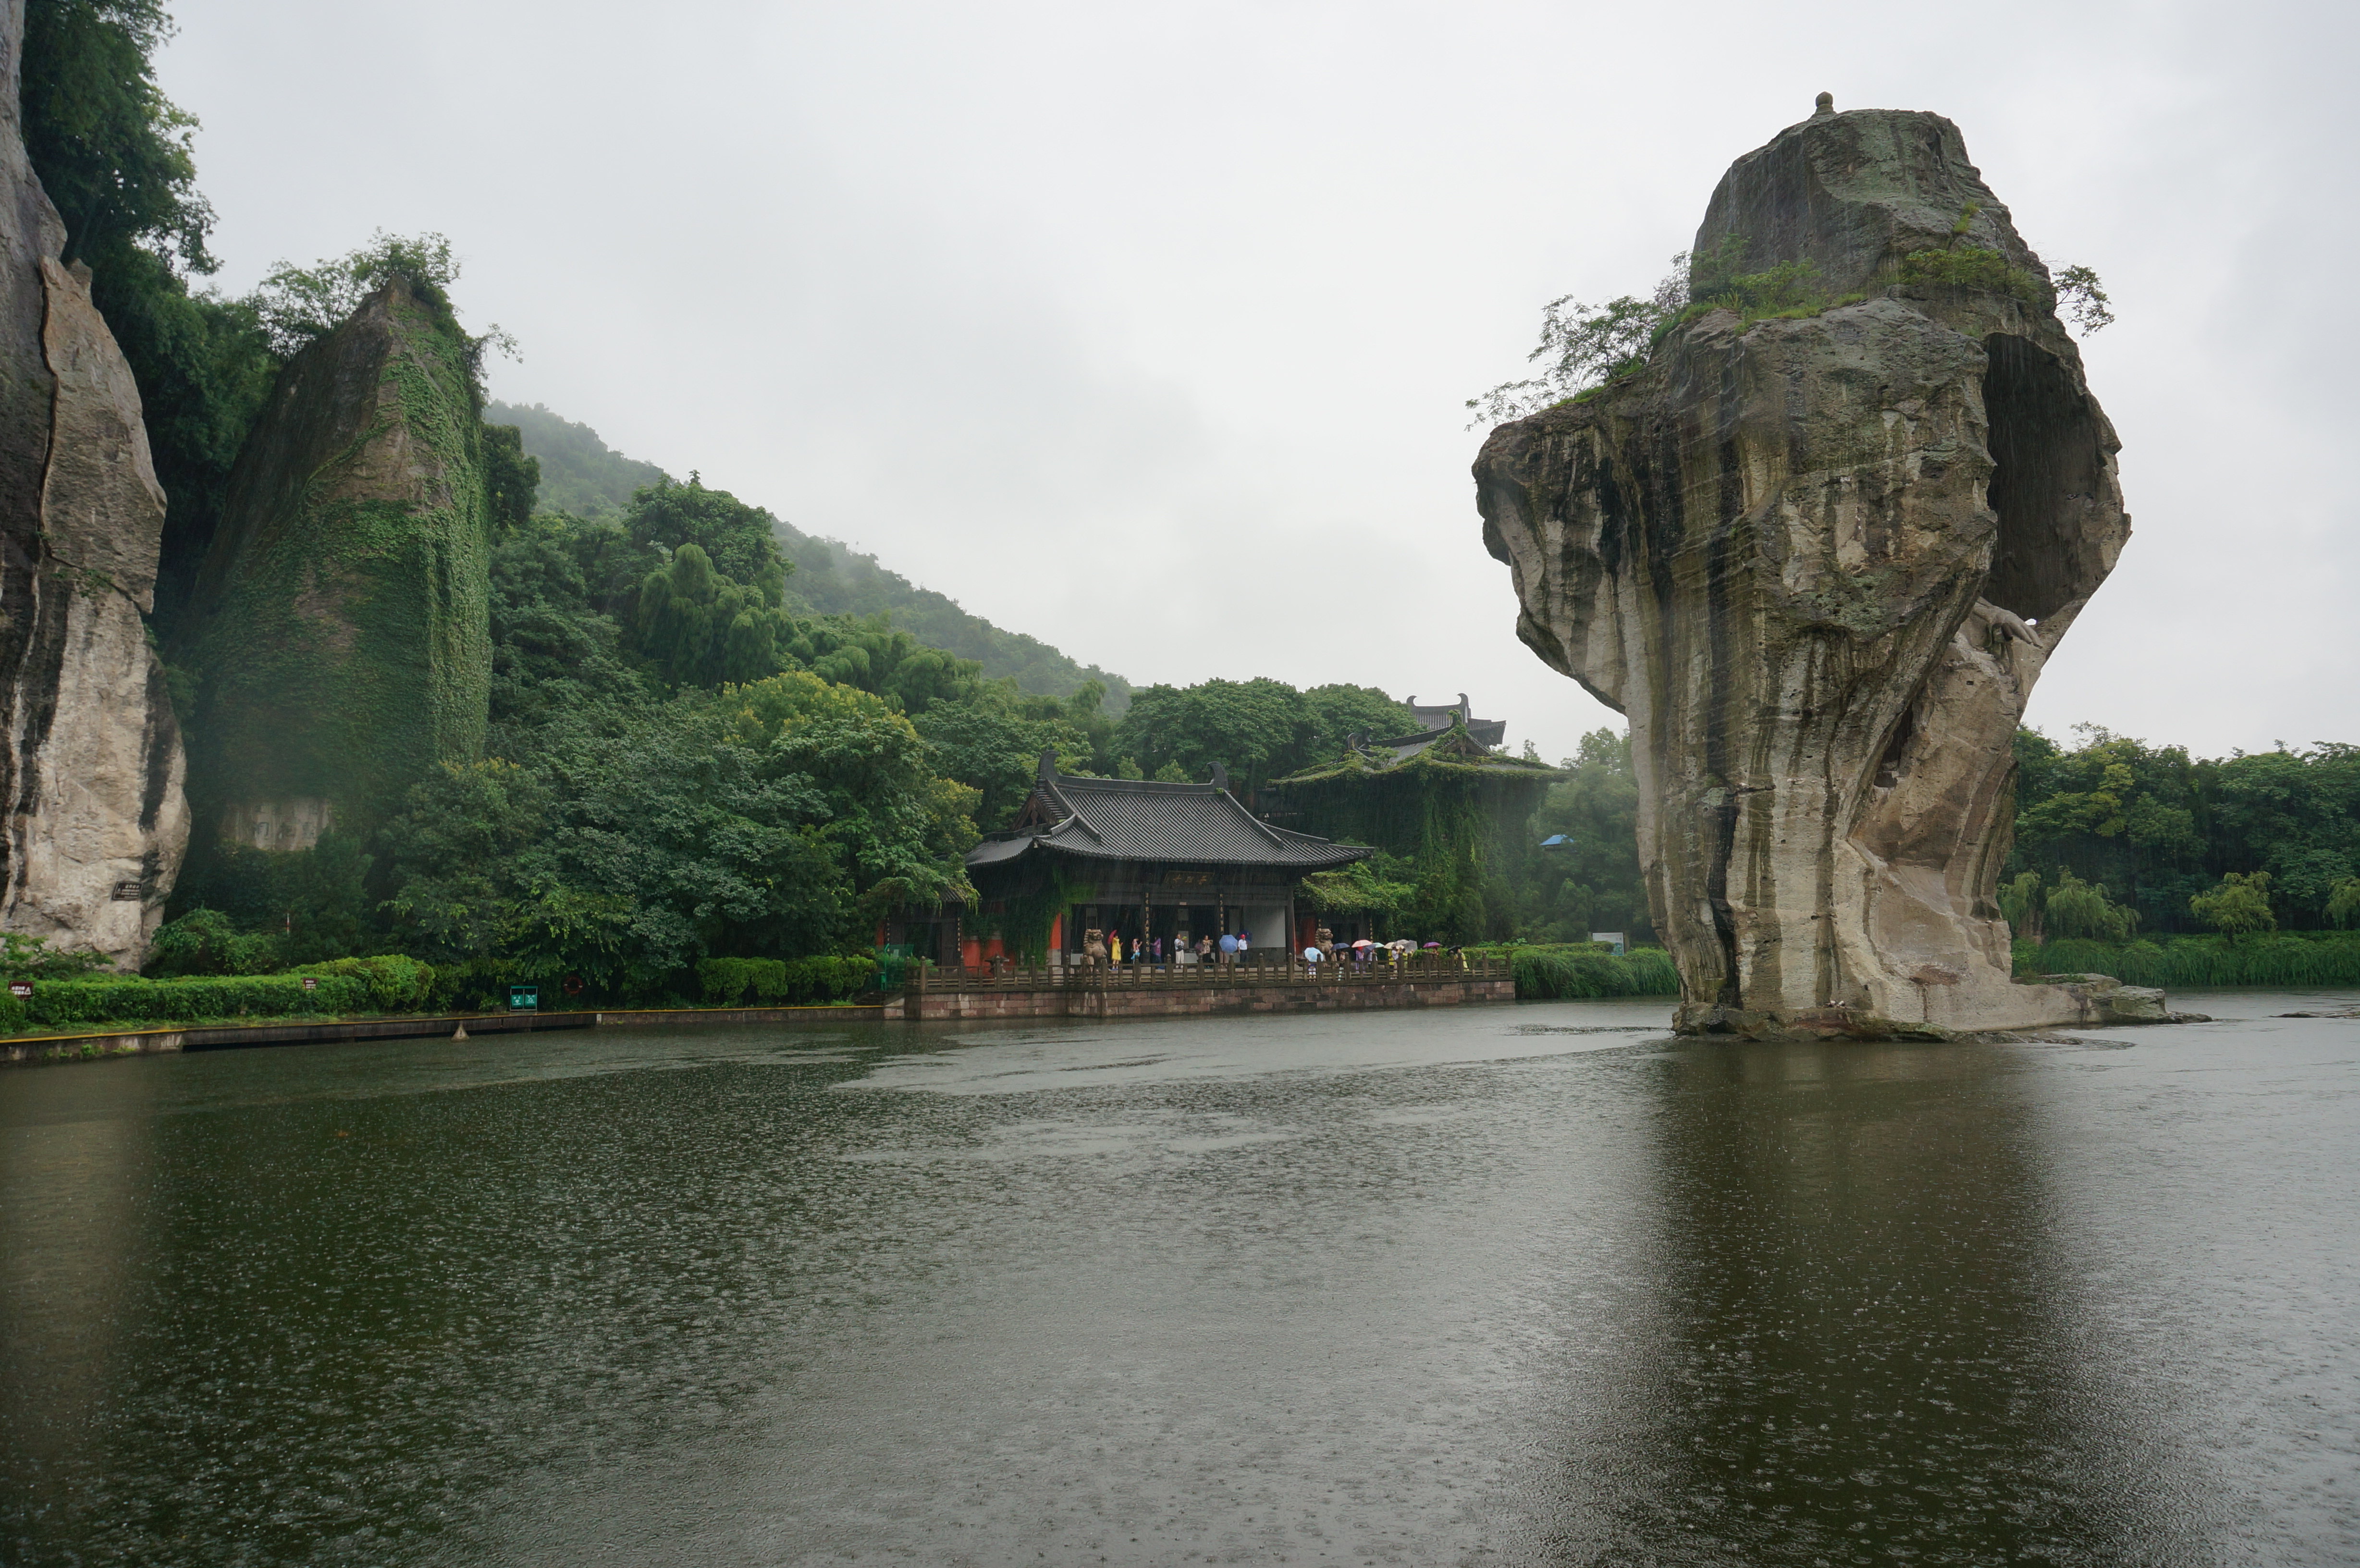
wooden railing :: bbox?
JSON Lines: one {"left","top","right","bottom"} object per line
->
{"left": 911, "top": 952, "right": 1510, "bottom": 993}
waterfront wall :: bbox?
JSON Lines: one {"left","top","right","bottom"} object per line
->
{"left": 2, "top": 967, "right": 1515, "bottom": 1065}
{"left": 890, "top": 972, "right": 1515, "bottom": 1021}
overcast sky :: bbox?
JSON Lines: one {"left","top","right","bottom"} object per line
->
{"left": 157, "top": 0, "right": 2354, "bottom": 762}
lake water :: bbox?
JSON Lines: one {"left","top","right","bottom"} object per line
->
{"left": 3, "top": 992, "right": 2356, "bottom": 1566}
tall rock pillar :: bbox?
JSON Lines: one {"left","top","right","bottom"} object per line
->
{"left": 1476, "top": 106, "right": 2130, "bottom": 1038}
{"left": 0, "top": 0, "right": 189, "bottom": 967}
{"left": 184, "top": 280, "right": 492, "bottom": 848}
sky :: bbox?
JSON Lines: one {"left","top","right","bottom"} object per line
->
{"left": 156, "top": 0, "right": 2355, "bottom": 763}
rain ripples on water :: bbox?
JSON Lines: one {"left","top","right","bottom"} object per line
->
{"left": 3, "top": 993, "right": 2356, "bottom": 1565}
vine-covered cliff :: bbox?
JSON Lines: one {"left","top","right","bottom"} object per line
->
{"left": 184, "top": 279, "right": 492, "bottom": 847}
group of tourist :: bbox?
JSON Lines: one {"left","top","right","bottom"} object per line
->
{"left": 1299, "top": 930, "right": 1424, "bottom": 972}
{"left": 1068, "top": 925, "right": 1449, "bottom": 973}
{"left": 1078, "top": 927, "right": 1258, "bottom": 968}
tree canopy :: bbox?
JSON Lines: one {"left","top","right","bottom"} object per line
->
{"left": 1113, "top": 679, "right": 1414, "bottom": 792}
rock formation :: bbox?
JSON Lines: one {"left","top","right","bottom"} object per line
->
{"left": 0, "top": 0, "right": 188, "bottom": 966}
{"left": 184, "top": 279, "right": 493, "bottom": 847}
{"left": 1476, "top": 104, "right": 2133, "bottom": 1038}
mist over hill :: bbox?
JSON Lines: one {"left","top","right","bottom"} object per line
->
{"left": 489, "top": 401, "right": 1130, "bottom": 709}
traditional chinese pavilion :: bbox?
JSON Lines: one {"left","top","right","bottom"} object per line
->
{"left": 941, "top": 754, "right": 1369, "bottom": 968}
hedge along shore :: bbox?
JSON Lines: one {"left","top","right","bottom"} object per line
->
{"left": 2, "top": 1002, "right": 894, "bottom": 1065}
{"left": 4, "top": 947, "right": 1690, "bottom": 1065}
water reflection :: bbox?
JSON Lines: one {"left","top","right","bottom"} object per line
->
{"left": 1496, "top": 1040, "right": 2194, "bottom": 1565}
{"left": 0, "top": 1000, "right": 2352, "bottom": 1565}
{"left": 0, "top": 1065, "right": 164, "bottom": 1545}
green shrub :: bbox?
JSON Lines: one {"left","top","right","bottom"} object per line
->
{"left": 2022, "top": 932, "right": 2360, "bottom": 988}
{"left": 1897, "top": 246, "right": 2047, "bottom": 302}
{"left": 285, "top": 955, "right": 436, "bottom": 1011}
{"left": 25, "top": 972, "right": 372, "bottom": 1027}
{"left": 1622, "top": 946, "right": 1681, "bottom": 994}
{"left": 144, "top": 908, "right": 287, "bottom": 976}
{"left": 1649, "top": 258, "right": 1868, "bottom": 345}
{"left": 0, "top": 932, "right": 117, "bottom": 983}
{"left": 1491, "top": 942, "right": 1681, "bottom": 1000}
{"left": 695, "top": 954, "right": 883, "bottom": 1005}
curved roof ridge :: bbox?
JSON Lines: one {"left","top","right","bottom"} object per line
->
{"left": 1039, "top": 775, "right": 1100, "bottom": 841}
{"left": 1230, "top": 793, "right": 1288, "bottom": 847}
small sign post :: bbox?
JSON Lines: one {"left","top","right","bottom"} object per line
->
{"left": 7, "top": 980, "right": 29, "bottom": 1000}
{"left": 300, "top": 976, "right": 317, "bottom": 992}
{"left": 510, "top": 985, "right": 539, "bottom": 1011}
{"left": 1589, "top": 931, "right": 1627, "bottom": 956}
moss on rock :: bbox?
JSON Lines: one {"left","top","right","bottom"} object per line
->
{"left": 183, "top": 281, "right": 491, "bottom": 838}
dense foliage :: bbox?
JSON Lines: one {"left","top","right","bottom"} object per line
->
{"left": 1478, "top": 942, "right": 1680, "bottom": 1000}
{"left": 23, "top": 0, "right": 278, "bottom": 635}
{"left": 2016, "top": 932, "right": 2360, "bottom": 989}
{"left": 1519, "top": 728, "right": 1650, "bottom": 944}
{"left": 483, "top": 401, "right": 666, "bottom": 517}
{"left": 488, "top": 400, "right": 1133, "bottom": 708}
{"left": 2009, "top": 727, "right": 2360, "bottom": 934}
{"left": 1115, "top": 680, "right": 1414, "bottom": 792}
{"left": 161, "top": 470, "right": 1104, "bottom": 1007}
{"left": 0, "top": 972, "right": 373, "bottom": 1032}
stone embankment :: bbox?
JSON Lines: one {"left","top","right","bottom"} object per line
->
{"left": 1, "top": 961, "right": 1518, "bottom": 1063}
{"left": 895, "top": 959, "right": 1515, "bottom": 1021}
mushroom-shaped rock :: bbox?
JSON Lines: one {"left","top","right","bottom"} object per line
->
{"left": 1475, "top": 107, "right": 2131, "bottom": 1039}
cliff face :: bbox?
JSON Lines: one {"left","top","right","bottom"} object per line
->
{"left": 0, "top": 0, "right": 188, "bottom": 966}
{"left": 185, "top": 281, "right": 492, "bottom": 846}
{"left": 1476, "top": 106, "right": 2129, "bottom": 1038}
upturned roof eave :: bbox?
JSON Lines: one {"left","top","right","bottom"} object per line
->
{"left": 963, "top": 836, "right": 1370, "bottom": 873}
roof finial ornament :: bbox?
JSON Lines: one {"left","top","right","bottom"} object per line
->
{"left": 1814, "top": 91, "right": 1834, "bottom": 117}
{"left": 1209, "top": 762, "right": 1229, "bottom": 790}
{"left": 1037, "top": 748, "right": 1058, "bottom": 781}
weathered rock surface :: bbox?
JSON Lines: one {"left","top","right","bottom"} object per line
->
{"left": 0, "top": 0, "right": 189, "bottom": 967}
{"left": 185, "top": 280, "right": 492, "bottom": 845}
{"left": 1477, "top": 105, "right": 2134, "bottom": 1038}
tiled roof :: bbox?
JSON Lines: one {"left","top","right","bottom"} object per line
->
{"left": 1404, "top": 693, "right": 1507, "bottom": 749}
{"left": 967, "top": 770, "right": 1367, "bottom": 872}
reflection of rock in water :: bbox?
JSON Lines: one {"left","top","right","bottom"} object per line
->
{"left": 1489, "top": 1042, "right": 2186, "bottom": 1566}
{"left": 0, "top": 1066, "right": 158, "bottom": 1543}
{"left": 1477, "top": 104, "right": 2129, "bottom": 1040}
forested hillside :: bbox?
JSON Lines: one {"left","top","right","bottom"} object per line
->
{"left": 25, "top": 0, "right": 2354, "bottom": 1014}
{"left": 1515, "top": 723, "right": 2360, "bottom": 951}
{"left": 484, "top": 402, "right": 665, "bottom": 517}
{"left": 488, "top": 401, "right": 1130, "bottom": 708}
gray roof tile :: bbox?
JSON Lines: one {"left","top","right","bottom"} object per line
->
{"left": 968, "top": 771, "right": 1366, "bottom": 872}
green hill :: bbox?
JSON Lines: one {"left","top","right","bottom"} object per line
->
{"left": 488, "top": 402, "right": 1130, "bottom": 709}
{"left": 486, "top": 402, "right": 666, "bottom": 518}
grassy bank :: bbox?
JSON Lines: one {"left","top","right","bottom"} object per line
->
{"left": 2015, "top": 931, "right": 2360, "bottom": 988}
{"left": 1472, "top": 942, "right": 1682, "bottom": 1001}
